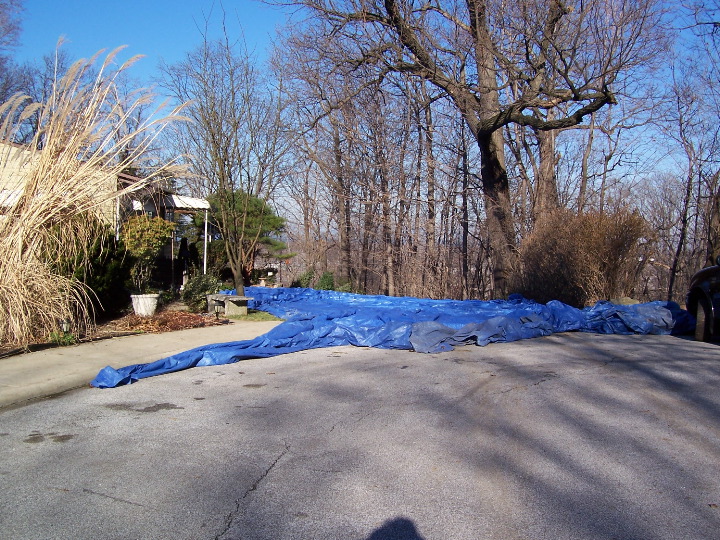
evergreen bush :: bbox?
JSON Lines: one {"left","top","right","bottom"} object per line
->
{"left": 316, "top": 271, "right": 335, "bottom": 290}
{"left": 292, "top": 269, "right": 315, "bottom": 288}
{"left": 182, "top": 273, "right": 224, "bottom": 312}
{"left": 75, "top": 234, "right": 133, "bottom": 317}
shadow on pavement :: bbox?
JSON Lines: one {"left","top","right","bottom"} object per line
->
{"left": 366, "top": 517, "right": 426, "bottom": 540}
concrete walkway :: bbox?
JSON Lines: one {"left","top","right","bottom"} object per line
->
{"left": 0, "top": 321, "right": 281, "bottom": 409}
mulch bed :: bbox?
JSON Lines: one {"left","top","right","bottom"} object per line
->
{"left": 96, "top": 310, "right": 227, "bottom": 335}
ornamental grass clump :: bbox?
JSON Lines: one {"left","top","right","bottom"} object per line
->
{"left": 0, "top": 47, "right": 185, "bottom": 346}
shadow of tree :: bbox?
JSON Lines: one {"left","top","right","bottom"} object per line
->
{"left": 71, "top": 332, "right": 720, "bottom": 539}
{"left": 265, "top": 333, "right": 720, "bottom": 539}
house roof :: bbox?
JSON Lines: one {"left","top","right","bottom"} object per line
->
{"left": 1, "top": 166, "right": 210, "bottom": 212}
{"left": 2, "top": 188, "right": 210, "bottom": 213}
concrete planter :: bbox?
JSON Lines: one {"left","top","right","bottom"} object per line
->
{"left": 130, "top": 294, "right": 160, "bottom": 317}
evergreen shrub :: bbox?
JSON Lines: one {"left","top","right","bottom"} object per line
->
{"left": 316, "top": 271, "right": 335, "bottom": 290}
{"left": 292, "top": 269, "right": 315, "bottom": 288}
{"left": 75, "top": 234, "right": 133, "bottom": 317}
{"left": 182, "top": 273, "right": 224, "bottom": 312}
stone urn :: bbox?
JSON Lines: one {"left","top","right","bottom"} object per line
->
{"left": 130, "top": 293, "right": 161, "bottom": 317}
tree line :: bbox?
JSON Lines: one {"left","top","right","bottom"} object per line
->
{"left": 4, "top": 1, "right": 720, "bottom": 306}
{"left": 271, "top": 0, "right": 720, "bottom": 305}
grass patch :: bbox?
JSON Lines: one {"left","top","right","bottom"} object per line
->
{"left": 227, "top": 310, "right": 283, "bottom": 322}
{"left": 48, "top": 331, "right": 77, "bottom": 347}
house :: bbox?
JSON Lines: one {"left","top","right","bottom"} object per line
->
{"left": 118, "top": 173, "right": 212, "bottom": 282}
{"left": 0, "top": 142, "right": 36, "bottom": 209}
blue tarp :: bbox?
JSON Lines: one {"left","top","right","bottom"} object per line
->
{"left": 91, "top": 287, "right": 692, "bottom": 389}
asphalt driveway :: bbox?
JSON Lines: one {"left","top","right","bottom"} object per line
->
{"left": 1, "top": 332, "right": 719, "bottom": 539}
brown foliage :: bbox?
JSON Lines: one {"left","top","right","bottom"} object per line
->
{"left": 109, "top": 311, "right": 224, "bottom": 333}
{"left": 514, "top": 209, "right": 651, "bottom": 307}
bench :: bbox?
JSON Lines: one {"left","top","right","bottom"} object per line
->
{"left": 207, "top": 294, "right": 253, "bottom": 316}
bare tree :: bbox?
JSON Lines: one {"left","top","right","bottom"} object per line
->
{"left": 277, "top": 0, "right": 666, "bottom": 296}
{"left": 160, "top": 34, "right": 290, "bottom": 294}
{"left": 661, "top": 66, "right": 720, "bottom": 301}
{"left": 629, "top": 3, "right": 720, "bottom": 302}
{"left": 12, "top": 47, "right": 78, "bottom": 143}
{"left": 0, "top": 0, "right": 21, "bottom": 52}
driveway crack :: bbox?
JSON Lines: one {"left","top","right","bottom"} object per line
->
{"left": 216, "top": 441, "right": 291, "bottom": 539}
{"left": 81, "top": 487, "right": 146, "bottom": 508}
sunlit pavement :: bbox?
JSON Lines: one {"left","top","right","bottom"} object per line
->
{"left": 0, "top": 321, "right": 282, "bottom": 408}
{"left": 1, "top": 333, "right": 719, "bottom": 539}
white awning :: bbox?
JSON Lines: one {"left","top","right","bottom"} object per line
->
{"left": 164, "top": 194, "right": 210, "bottom": 210}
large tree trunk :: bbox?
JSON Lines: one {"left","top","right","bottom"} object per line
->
{"left": 477, "top": 130, "right": 517, "bottom": 298}
{"left": 460, "top": 133, "right": 470, "bottom": 299}
{"left": 668, "top": 171, "right": 694, "bottom": 302}
{"left": 241, "top": 265, "right": 253, "bottom": 288}
{"left": 380, "top": 168, "right": 395, "bottom": 296}
{"left": 227, "top": 254, "right": 245, "bottom": 296}
{"left": 423, "top": 98, "right": 438, "bottom": 291}
{"left": 467, "top": 0, "right": 517, "bottom": 298}
{"left": 361, "top": 191, "right": 374, "bottom": 293}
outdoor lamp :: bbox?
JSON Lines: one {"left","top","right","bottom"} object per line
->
{"left": 60, "top": 319, "right": 71, "bottom": 333}
{"left": 214, "top": 301, "right": 221, "bottom": 320}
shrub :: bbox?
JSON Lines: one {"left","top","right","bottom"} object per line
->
{"left": 336, "top": 282, "right": 354, "bottom": 293}
{"left": 514, "top": 209, "right": 651, "bottom": 307}
{"left": 123, "top": 215, "right": 175, "bottom": 293}
{"left": 48, "top": 330, "right": 77, "bottom": 346}
{"left": 182, "top": 273, "right": 223, "bottom": 312}
{"left": 316, "top": 271, "right": 335, "bottom": 290}
{"left": 291, "top": 269, "right": 315, "bottom": 288}
{"left": 75, "top": 233, "right": 133, "bottom": 317}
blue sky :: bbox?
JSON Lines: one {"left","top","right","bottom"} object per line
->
{"left": 15, "top": 0, "right": 290, "bottom": 84}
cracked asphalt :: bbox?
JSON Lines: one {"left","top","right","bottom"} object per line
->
{"left": 1, "top": 332, "right": 720, "bottom": 539}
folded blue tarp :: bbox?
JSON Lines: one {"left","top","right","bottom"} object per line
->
{"left": 91, "top": 287, "right": 691, "bottom": 388}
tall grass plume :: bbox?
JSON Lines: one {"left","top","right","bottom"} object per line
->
{"left": 0, "top": 47, "right": 185, "bottom": 346}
